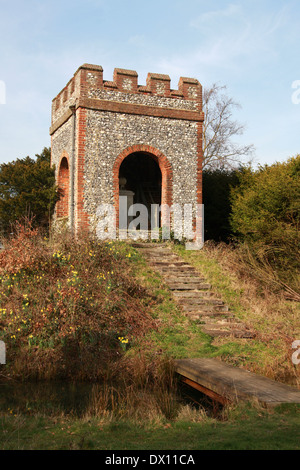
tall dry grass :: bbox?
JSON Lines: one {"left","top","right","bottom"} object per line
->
{"left": 84, "top": 353, "right": 209, "bottom": 424}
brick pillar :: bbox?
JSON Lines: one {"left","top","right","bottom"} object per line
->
{"left": 76, "top": 107, "right": 89, "bottom": 232}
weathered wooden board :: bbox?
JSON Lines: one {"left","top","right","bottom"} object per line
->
{"left": 174, "top": 358, "right": 300, "bottom": 406}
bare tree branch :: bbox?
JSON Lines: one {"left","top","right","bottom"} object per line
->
{"left": 203, "top": 83, "right": 255, "bottom": 170}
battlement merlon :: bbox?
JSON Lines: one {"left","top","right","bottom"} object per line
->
{"left": 50, "top": 64, "right": 204, "bottom": 135}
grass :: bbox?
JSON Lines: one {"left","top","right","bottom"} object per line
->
{"left": 171, "top": 242, "right": 300, "bottom": 386}
{"left": 126, "top": 248, "right": 217, "bottom": 360}
{"left": 1, "top": 403, "right": 299, "bottom": 450}
{"left": 125, "top": 241, "right": 299, "bottom": 389}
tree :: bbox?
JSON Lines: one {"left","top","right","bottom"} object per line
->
{"left": 0, "top": 147, "right": 59, "bottom": 235}
{"left": 229, "top": 156, "right": 300, "bottom": 296}
{"left": 203, "top": 83, "right": 254, "bottom": 170}
{"left": 202, "top": 168, "right": 240, "bottom": 241}
{"left": 230, "top": 156, "right": 300, "bottom": 245}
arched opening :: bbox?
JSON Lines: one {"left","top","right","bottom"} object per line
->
{"left": 119, "top": 152, "right": 162, "bottom": 229}
{"left": 113, "top": 145, "right": 173, "bottom": 232}
{"left": 56, "top": 156, "right": 70, "bottom": 219}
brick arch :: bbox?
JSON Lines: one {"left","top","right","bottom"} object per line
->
{"left": 112, "top": 144, "right": 173, "bottom": 228}
{"left": 56, "top": 152, "right": 70, "bottom": 218}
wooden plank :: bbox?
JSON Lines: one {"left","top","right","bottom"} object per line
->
{"left": 174, "top": 358, "right": 300, "bottom": 406}
{"left": 181, "top": 377, "right": 229, "bottom": 405}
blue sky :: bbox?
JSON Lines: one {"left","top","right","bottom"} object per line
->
{"left": 0, "top": 0, "right": 299, "bottom": 167}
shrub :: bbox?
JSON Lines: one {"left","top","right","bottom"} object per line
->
{"left": 230, "top": 156, "right": 300, "bottom": 246}
{"left": 230, "top": 156, "right": 300, "bottom": 294}
{"left": 0, "top": 225, "right": 158, "bottom": 381}
{"left": 0, "top": 148, "right": 59, "bottom": 235}
{"left": 202, "top": 168, "right": 240, "bottom": 241}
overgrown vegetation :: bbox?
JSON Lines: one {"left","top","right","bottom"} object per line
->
{"left": 202, "top": 156, "right": 300, "bottom": 301}
{"left": 0, "top": 221, "right": 157, "bottom": 381}
{"left": 0, "top": 153, "right": 299, "bottom": 450}
{"left": 0, "top": 222, "right": 299, "bottom": 449}
{"left": 174, "top": 242, "right": 300, "bottom": 386}
{"left": 230, "top": 155, "right": 300, "bottom": 299}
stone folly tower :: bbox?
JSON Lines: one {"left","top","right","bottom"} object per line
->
{"left": 50, "top": 64, "right": 204, "bottom": 237}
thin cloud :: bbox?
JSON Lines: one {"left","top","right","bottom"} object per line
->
{"left": 190, "top": 3, "right": 242, "bottom": 28}
{"left": 128, "top": 35, "right": 147, "bottom": 47}
{"left": 180, "top": 4, "right": 290, "bottom": 74}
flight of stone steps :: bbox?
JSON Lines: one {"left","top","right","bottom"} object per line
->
{"left": 133, "top": 242, "right": 255, "bottom": 339}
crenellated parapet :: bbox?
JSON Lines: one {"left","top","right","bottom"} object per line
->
{"left": 50, "top": 64, "right": 203, "bottom": 134}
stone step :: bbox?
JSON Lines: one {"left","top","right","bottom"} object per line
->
{"left": 195, "top": 317, "right": 238, "bottom": 325}
{"left": 156, "top": 266, "right": 199, "bottom": 272}
{"left": 177, "top": 298, "right": 225, "bottom": 306}
{"left": 203, "top": 317, "right": 243, "bottom": 325}
{"left": 200, "top": 326, "right": 244, "bottom": 338}
{"left": 164, "top": 276, "right": 207, "bottom": 283}
{"left": 135, "top": 244, "right": 255, "bottom": 340}
{"left": 181, "top": 307, "right": 230, "bottom": 315}
{"left": 185, "top": 311, "right": 235, "bottom": 319}
{"left": 168, "top": 283, "right": 212, "bottom": 291}
{"left": 200, "top": 322, "right": 245, "bottom": 331}
{"left": 201, "top": 324, "right": 255, "bottom": 338}
{"left": 150, "top": 263, "right": 193, "bottom": 269}
{"left": 149, "top": 258, "right": 187, "bottom": 263}
{"left": 172, "top": 291, "right": 218, "bottom": 298}
{"left": 173, "top": 296, "right": 220, "bottom": 302}
{"left": 180, "top": 303, "right": 229, "bottom": 311}
{"left": 131, "top": 243, "right": 167, "bottom": 248}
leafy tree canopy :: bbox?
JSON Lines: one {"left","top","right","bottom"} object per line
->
{"left": 229, "top": 155, "right": 300, "bottom": 296}
{"left": 0, "top": 147, "right": 59, "bottom": 235}
{"left": 203, "top": 168, "right": 240, "bottom": 242}
{"left": 230, "top": 155, "right": 300, "bottom": 246}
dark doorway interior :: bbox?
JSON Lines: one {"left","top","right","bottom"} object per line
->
{"left": 119, "top": 152, "right": 162, "bottom": 228}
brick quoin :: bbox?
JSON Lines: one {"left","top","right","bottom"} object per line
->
{"left": 76, "top": 107, "right": 90, "bottom": 232}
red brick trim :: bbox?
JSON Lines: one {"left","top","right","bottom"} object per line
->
{"left": 50, "top": 99, "right": 204, "bottom": 136}
{"left": 197, "top": 121, "right": 203, "bottom": 205}
{"left": 112, "top": 145, "right": 173, "bottom": 228}
{"left": 76, "top": 107, "right": 90, "bottom": 232}
{"left": 52, "top": 64, "right": 202, "bottom": 108}
{"left": 77, "top": 97, "right": 203, "bottom": 122}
